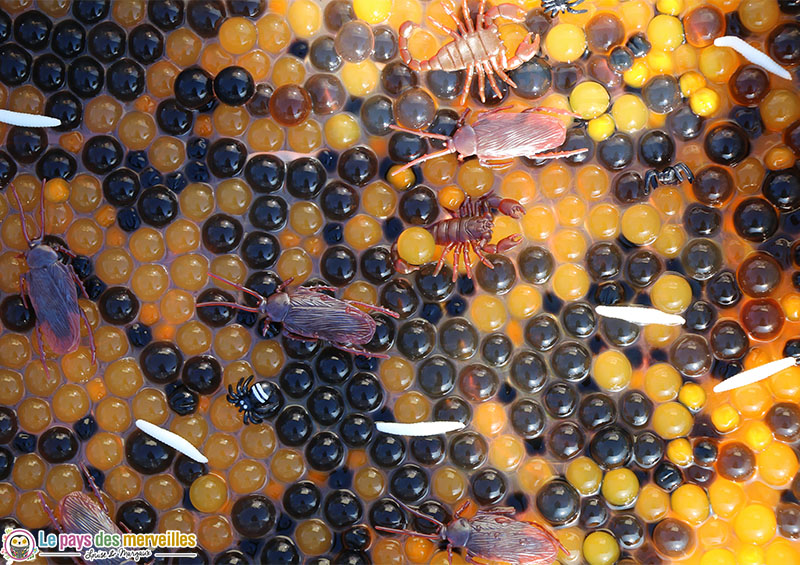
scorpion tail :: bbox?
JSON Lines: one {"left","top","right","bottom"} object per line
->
{"left": 398, "top": 21, "right": 430, "bottom": 72}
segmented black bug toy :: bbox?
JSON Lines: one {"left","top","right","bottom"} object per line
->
{"left": 540, "top": 0, "right": 586, "bottom": 17}
{"left": 644, "top": 162, "right": 695, "bottom": 189}
{"left": 227, "top": 376, "right": 284, "bottom": 425}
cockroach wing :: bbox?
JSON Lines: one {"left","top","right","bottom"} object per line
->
{"left": 466, "top": 513, "right": 559, "bottom": 565}
{"left": 473, "top": 113, "right": 566, "bottom": 160}
{"left": 26, "top": 262, "right": 82, "bottom": 354}
{"left": 283, "top": 289, "right": 377, "bottom": 345}
{"left": 60, "top": 492, "right": 132, "bottom": 565}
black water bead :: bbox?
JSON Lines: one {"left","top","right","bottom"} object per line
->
{"left": 52, "top": 19, "right": 86, "bottom": 58}
{"left": 481, "top": 333, "right": 512, "bottom": 367}
{"left": 509, "top": 57, "right": 552, "bottom": 99}
{"left": 324, "top": 489, "right": 363, "bottom": 529}
{"left": 734, "top": 197, "right": 778, "bottom": 242}
{"left": 370, "top": 433, "right": 406, "bottom": 468}
{"left": 599, "top": 132, "right": 634, "bottom": 171}
{"left": 307, "top": 386, "right": 345, "bottom": 426}
{"left": 0, "top": 408, "right": 17, "bottom": 444}
{"left": 639, "top": 129, "right": 675, "bottom": 166}
{"left": 510, "top": 399, "right": 545, "bottom": 439}
{"left": 14, "top": 11, "right": 52, "bottom": 51}
{"left": 579, "top": 393, "right": 616, "bottom": 430}
{"left": 642, "top": 75, "right": 681, "bottom": 114}
{"left": 0, "top": 43, "right": 31, "bottom": 86}
{"left": 88, "top": 21, "right": 125, "bottom": 62}
{"left": 128, "top": 23, "right": 163, "bottom": 64}
{"left": 613, "top": 171, "right": 647, "bottom": 203}
{"left": 684, "top": 203, "right": 721, "bottom": 237}
{"left": 186, "top": 0, "right": 226, "bottom": 37}
{"left": 580, "top": 497, "right": 609, "bottom": 529}
{"left": 99, "top": 286, "right": 139, "bottom": 325}
{"left": 390, "top": 464, "right": 428, "bottom": 503}
{"left": 668, "top": 105, "right": 705, "bottom": 141}
{"left": 174, "top": 66, "right": 214, "bottom": 109}
{"left": 306, "top": 431, "right": 345, "bottom": 471}
{"left": 449, "top": 431, "right": 487, "bottom": 470}
{"left": 410, "top": 435, "right": 445, "bottom": 466}
{"left": 586, "top": 242, "right": 622, "bottom": 280}
{"left": 68, "top": 55, "right": 104, "bottom": 97}
{"left": 286, "top": 157, "right": 326, "bottom": 199}
{"left": 245, "top": 154, "right": 285, "bottom": 193}
{"left": 536, "top": 479, "right": 579, "bottom": 526}
{"left": 552, "top": 62, "right": 583, "bottom": 93}
{"left": 340, "top": 413, "right": 373, "bottom": 447}
{"left": 685, "top": 300, "right": 716, "bottom": 333}
{"left": 116, "top": 500, "right": 157, "bottom": 533}
{"left": 346, "top": 373, "right": 383, "bottom": 412}
{"left": 140, "top": 341, "right": 182, "bottom": 384}
{"left": 634, "top": 431, "right": 665, "bottom": 469}
{"left": 433, "top": 396, "right": 472, "bottom": 425}
{"left": 707, "top": 270, "right": 742, "bottom": 308}
{"left": 471, "top": 468, "right": 506, "bottom": 505}
{"left": 7, "top": 127, "right": 47, "bottom": 164}
{"left": 276, "top": 406, "right": 313, "bottom": 447}
{"left": 518, "top": 246, "right": 554, "bottom": 285}
{"left": 399, "top": 186, "right": 438, "bottom": 226}
{"left": 475, "top": 254, "right": 516, "bottom": 295}
{"left": 360, "top": 94, "right": 394, "bottom": 136}
{"left": 763, "top": 167, "right": 800, "bottom": 212}
{"left": 610, "top": 514, "right": 644, "bottom": 550}
{"left": 544, "top": 382, "right": 578, "bottom": 418}
{"left": 551, "top": 341, "right": 590, "bottom": 382}
{"left": 590, "top": 425, "right": 633, "bottom": 469}
{"left": 0, "top": 295, "right": 35, "bottom": 332}
{"left": 704, "top": 122, "right": 750, "bottom": 165}
{"left": 766, "top": 402, "right": 800, "bottom": 442}
{"left": 547, "top": 421, "right": 585, "bottom": 460}
{"left": 125, "top": 429, "right": 174, "bottom": 474}
{"left": 260, "top": 536, "right": 299, "bottom": 565}
{"left": 232, "top": 494, "right": 276, "bottom": 537}
{"left": 214, "top": 66, "right": 254, "bottom": 106}
{"left": 654, "top": 461, "right": 684, "bottom": 492}
{"left": 524, "top": 314, "right": 560, "bottom": 352}
{"left": 626, "top": 250, "right": 662, "bottom": 288}
{"left": 510, "top": 350, "right": 548, "bottom": 393}
{"left": 38, "top": 426, "right": 77, "bottom": 463}
{"left": 710, "top": 320, "right": 748, "bottom": 360}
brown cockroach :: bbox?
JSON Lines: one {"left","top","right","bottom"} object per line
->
{"left": 196, "top": 273, "right": 400, "bottom": 358}
{"left": 375, "top": 498, "right": 567, "bottom": 565}
{"left": 399, "top": 0, "right": 539, "bottom": 105}
{"left": 389, "top": 106, "right": 589, "bottom": 171}
{"left": 395, "top": 193, "right": 524, "bottom": 282}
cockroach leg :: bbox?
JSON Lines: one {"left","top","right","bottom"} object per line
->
{"left": 453, "top": 500, "right": 471, "bottom": 518}
{"left": 11, "top": 185, "right": 32, "bottom": 246}
{"left": 283, "top": 330, "right": 319, "bottom": 343}
{"left": 392, "top": 497, "right": 446, "bottom": 528}
{"left": 523, "top": 105, "right": 580, "bottom": 118}
{"left": 448, "top": 545, "right": 454, "bottom": 565}
{"left": 39, "top": 178, "right": 46, "bottom": 240}
{"left": 343, "top": 300, "right": 400, "bottom": 318}
{"left": 393, "top": 148, "right": 455, "bottom": 172}
{"left": 19, "top": 275, "right": 30, "bottom": 309}
{"left": 388, "top": 124, "right": 451, "bottom": 141}
{"left": 207, "top": 272, "right": 265, "bottom": 301}
{"left": 78, "top": 305, "right": 97, "bottom": 364}
{"left": 529, "top": 148, "right": 591, "bottom": 160}
{"left": 80, "top": 462, "right": 109, "bottom": 514}
{"left": 276, "top": 276, "right": 295, "bottom": 292}
{"left": 334, "top": 343, "right": 389, "bottom": 359}
{"left": 375, "top": 526, "right": 440, "bottom": 540}
{"left": 304, "top": 284, "right": 338, "bottom": 292}
{"left": 36, "top": 326, "right": 52, "bottom": 383}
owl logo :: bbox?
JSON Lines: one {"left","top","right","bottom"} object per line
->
{"left": 1, "top": 528, "right": 37, "bottom": 562}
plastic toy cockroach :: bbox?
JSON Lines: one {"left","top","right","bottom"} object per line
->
{"left": 375, "top": 498, "right": 566, "bottom": 565}
{"left": 38, "top": 465, "right": 133, "bottom": 565}
{"left": 644, "top": 162, "right": 694, "bottom": 190}
{"left": 390, "top": 106, "right": 589, "bottom": 171}
{"left": 399, "top": 0, "right": 539, "bottom": 105}
{"left": 12, "top": 181, "right": 96, "bottom": 381}
{"left": 227, "top": 375, "right": 284, "bottom": 424}
{"left": 395, "top": 193, "right": 525, "bottom": 281}
{"left": 196, "top": 273, "right": 400, "bottom": 358}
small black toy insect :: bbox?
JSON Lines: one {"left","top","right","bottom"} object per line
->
{"left": 12, "top": 180, "right": 96, "bottom": 381}
{"left": 227, "top": 375, "right": 284, "bottom": 425}
{"left": 644, "top": 162, "right": 695, "bottom": 190}
{"left": 540, "top": 0, "right": 586, "bottom": 17}
{"left": 375, "top": 498, "right": 566, "bottom": 565}
{"left": 196, "top": 272, "right": 399, "bottom": 358}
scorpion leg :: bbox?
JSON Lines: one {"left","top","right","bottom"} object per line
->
{"left": 495, "top": 233, "right": 523, "bottom": 253}
{"left": 452, "top": 244, "right": 461, "bottom": 282}
{"left": 460, "top": 66, "right": 475, "bottom": 106}
{"left": 476, "top": 63, "right": 486, "bottom": 103}
{"left": 483, "top": 61, "right": 503, "bottom": 99}
{"left": 462, "top": 243, "right": 473, "bottom": 279}
{"left": 490, "top": 57, "right": 518, "bottom": 88}
{"left": 483, "top": 3, "right": 526, "bottom": 24}
{"left": 477, "top": 0, "right": 486, "bottom": 29}
{"left": 427, "top": 15, "right": 460, "bottom": 40}
{"left": 470, "top": 241, "right": 495, "bottom": 268}
{"left": 441, "top": 0, "right": 468, "bottom": 35}
{"left": 434, "top": 243, "right": 456, "bottom": 276}
{"left": 462, "top": 0, "right": 474, "bottom": 32}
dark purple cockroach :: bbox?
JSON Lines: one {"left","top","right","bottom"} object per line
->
{"left": 38, "top": 465, "right": 133, "bottom": 565}
{"left": 376, "top": 499, "right": 567, "bottom": 565}
{"left": 390, "top": 106, "right": 589, "bottom": 171}
{"left": 196, "top": 273, "right": 400, "bottom": 358}
{"left": 12, "top": 181, "right": 96, "bottom": 381}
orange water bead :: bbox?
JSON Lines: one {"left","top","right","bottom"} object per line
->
{"left": 189, "top": 473, "right": 228, "bottom": 513}
{"left": 197, "top": 516, "right": 233, "bottom": 553}
{"left": 105, "top": 357, "right": 144, "bottom": 397}
{"left": 229, "top": 460, "right": 268, "bottom": 494}
{"left": 473, "top": 402, "right": 507, "bottom": 436}
{"left": 0, "top": 369, "right": 23, "bottom": 404}
{"left": 52, "top": 384, "right": 90, "bottom": 423}
{"left": 210, "top": 395, "right": 244, "bottom": 432}
{"left": 699, "top": 45, "right": 739, "bottom": 84}
{"left": 373, "top": 539, "right": 404, "bottom": 565}
{"left": 488, "top": 435, "right": 525, "bottom": 471}
{"left": 214, "top": 104, "right": 249, "bottom": 136}
{"left": 405, "top": 537, "right": 435, "bottom": 564}
{"left": 0, "top": 334, "right": 30, "bottom": 369}
{"left": 16, "top": 491, "right": 53, "bottom": 529}
{"left": 380, "top": 356, "right": 414, "bottom": 392}
{"left": 148, "top": 136, "right": 185, "bottom": 172}
{"left": 9, "top": 84, "right": 44, "bottom": 114}
{"left": 85, "top": 95, "right": 123, "bottom": 132}
{"left": 431, "top": 466, "right": 466, "bottom": 503}
{"left": 132, "top": 388, "right": 168, "bottom": 424}
{"left": 219, "top": 17, "right": 257, "bottom": 54}
{"left": 95, "top": 396, "right": 131, "bottom": 432}
{"left": 257, "top": 13, "right": 292, "bottom": 53}
{"left": 86, "top": 432, "right": 124, "bottom": 471}
{"left": 761, "top": 89, "right": 800, "bottom": 132}
{"left": 160, "top": 508, "right": 196, "bottom": 534}
{"left": 247, "top": 118, "right": 284, "bottom": 152}
{"left": 271, "top": 448, "right": 306, "bottom": 483}
{"left": 205, "top": 433, "right": 240, "bottom": 469}
{"left": 237, "top": 50, "right": 271, "bottom": 81}
{"left": 69, "top": 174, "right": 102, "bottom": 213}
{"left": 45, "top": 463, "right": 83, "bottom": 500}
{"left": 354, "top": 466, "right": 386, "bottom": 500}
{"left": 166, "top": 28, "right": 201, "bottom": 66}
{"left": 166, "top": 219, "right": 201, "bottom": 253}
{"left": 0, "top": 483, "right": 16, "bottom": 517}
{"left": 13, "top": 453, "right": 46, "bottom": 489}
{"left": 201, "top": 44, "right": 235, "bottom": 75}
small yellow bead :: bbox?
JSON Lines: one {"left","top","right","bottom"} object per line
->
{"left": 592, "top": 350, "right": 632, "bottom": 391}
{"left": 679, "top": 71, "right": 706, "bottom": 97}
{"left": 765, "top": 145, "right": 796, "bottom": 170}
{"left": 657, "top": 0, "right": 684, "bottom": 15}
{"left": 671, "top": 483, "right": 710, "bottom": 524}
{"left": 700, "top": 549, "right": 736, "bottom": 565}
{"left": 690, "top": 87, "right": 721, "bottom": 117}
{"left": 601, "top": 468, "right": 639, "bottom": 507}
{"left": 734, "top": 504, "right": 777, "bottom": 545}
{"left": 587, "top": 114, "right": 615, "bottom": 142}
{"left": 678, "top": 382, "right": 706, "bottom": 411}
{"left": 667, "top": 438, "right": 694, "bottom": 466}
{"left": 647, "top": 15, "right": 685, "bottom": 51}
{"left": 353, "top": 0, "right": 392, "bottom": 23}
{"left": 387, "top": 165, "right": 415, "bottom": 191}
{"left": 397, "top": 227, "right": 435, "bottom": 266}
{"left": 569, "top": 81, "right": 610, "bottom": 120}
{"left": 743, "top": 420, "right": 773, "bottom": 452}
{"left": 653, "top": 402, "right": 693, "bottom": 439}
{"left": 507, "top": 284, "right": 541, "bottom": 319}
{"left": 623, "top": 60, "right": 650, "bottom": 88}
{"left": 711, "top": 403, "right": 740, "bottom": 433}
{"left": 545, "top": 24, "right": 587, "bottom": 63}
{"left": 44, "top": 178, "right": 70, "bottom": 203}
{"left": 611, "top": 94, "right": 648, "bottom": 133}
{"left": 738, "top": 546, "right": 766, "bottom": 565}
{"left": 582, "top": 531, "right": 620, "bottom": 565}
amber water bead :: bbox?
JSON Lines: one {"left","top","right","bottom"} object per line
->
{"left": 53, "top": 384, "right": 90, "bottom": 423}
{"left": 144, "top": 474, "right": 183, "bottom": 510}
{"left": 684, "top": 6, "right": 724, "bottom": 48}
{"left": 86, "top": 432, "right": 124, "bottom": 471}
{"left": 741, "top": 298, "right": 784, "bottom": 341}
{"left": 95, "top": 396, "right": 131, "bottom": 432}
{"left": 586, "top": 13, "right": 624, "bottom": 53}
{"left": 270, "top": 84, "right": 312, "bottom": 127}
{"left": 730, "top": 65, "right": 770, "bottom": 106}
{"left": 132, "top": 388, "right": 168, "bottom": 424}
{"left": 13, "top": 453, "right": 45, "bottom": 489}
{"left": 118, "top": 112, "right": 157, "bottom": 151}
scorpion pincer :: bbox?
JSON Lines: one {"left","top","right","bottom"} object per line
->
{"left": 398, "top": 0, "right": 540, "bottom": 105}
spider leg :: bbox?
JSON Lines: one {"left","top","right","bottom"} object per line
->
{"left": 565, "top": 0, "right": 588, "bottom": 13}
{"left": 675, "top": 162, "right": 694, "bottom": 183}
{"left": 644, "top": 170, "right": 657, "bottom": 190}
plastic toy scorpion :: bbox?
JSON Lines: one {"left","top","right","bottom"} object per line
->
{"left": 644, "top": 162, "right": 695, "bottom": 190}
{"left": 395, "top": 193, "right": 525, "bottom": 281}
{"left": 540, "top": 0, "right": 587, "bottom": 18}
{"left": 376, "top": 497, "right": 566, "bottom": 565}
{"left": 398, "top": 0, "right": 539, "bottom": 105}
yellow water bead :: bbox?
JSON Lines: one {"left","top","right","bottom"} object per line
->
{"left": 132, "top": 388, "right": 168, "bottom": 424}
{"left": 712, "top": 403, "right": 741, "bottom": 433}
{"left": 569, "top": 81, "right": 610, "bottom": 119}
{"left": 593, "top": 350, "right": 632, "bottom": 391}
{"left": 545, "top": 24, "right": 587, "bottom": 63}
{"left": 0, "top": 483, "right": 16, "bottom": 517}
{"left": 290, "top": 202, "right": 323, "bottom": 236}
{"left": 271, "top": 56, "right": 305, "bottom": 87}
{"left": 731, "top": 382, "right": 770, "bottom": 418}
{"left": 295, "top": 519, "right": 333, "bottom": 556}
{"left": 53, "top": 384, "right": 89, "bottom": 423}
{"left": 288, "top": 119, "right": 322, "bottom": 153}
{"left": 252, "top": 340, "right": 284, "bottom": 378}
{"left": 213, "top": 104, "right": 248, "bottom": 137}
{"left": 708, "top": 479, "right": 745, "bottom": 518}
{"left": 700, "top": 549, "right": 736, "bottom": 565}
{"left": 757, "top": 441, "right": 799, "bottom": 486}
{"left": 216, "top": 179, "right": 251, "bottom": 216}
{"left": 620, "top": 0, "right": 653, "bottom": 30}
{"left": 741, "top": 421, "right": 773, "bottom": 452}
{"left": 551, "top": 229, "right": 587, "bottom": 262}
{"left": 170, "top": 254, "right": 208, "bottom": 292}
{"left": 760, "top": 89, "right": 800, "bottom": 132}
{"left": 380, "top": 356, "right": 414, "bottom": 392}
{"left": 501, "top": 170, "right": 536, "bottom": 205}
{"left": 354, "top": 0, "right": 392, "bottom": 23}
{"left": 519, "top": 459, "right": 554, "bottom": 493}
{"left": 653, "top": 402, "right": 693, "bottom": 439}
{"left": 647, "top": 15, "right": 685, "bottom": 51}
{"left": 646, "top": 49, "right": 674, "bottom": 74}
{"left": 387, "top": 165, "right": 416, "bottom": 191}
{"left": 587, "top": 204, "right": 620, "bottom": 239}
{"left": 372, "top": 539, "right": 403, "bottom": 565}
{"left": 344, "top": 214, "right": 382, "bottom": 251}
{"left": 69, "top": 174, "right": 102, "bottom": 213}
{"left": 189, "top": 473, "right": 227, "bottom": 513}
{"left": 635, "top": 484, "right": 670, "bottom": 521}
{"left": 85, "top": 432, "right": 124, "bottom": 471}
{"left": 0, "top": 333, "right": 30, "bottom": 370}
{"left": 678, "top": 382, "right": 706, "bottom": 411}
{"left": 246, "top": 118, "right": 284, "bottom": 152}
{"left": 324, "top": 114, "right": 361, "bottom": 150}
{"left": 587, "top": 113, "right": 615, "bottom": 142}
{"left": 690, "top": 86, "right": 721, "bottom": 117}
{"left": 645, "top": 363, "right": 682, "bottom": 402}
{"left": 521, "top": 205, "right": 556, "bottom": 241}
{"left": 237, "top": 50, "right": 270, "bottom": 82}
{"left": 583, "top": 531, "right": 620, "bottom": 565}
{"left": 507, "top": 284, "right": 541, "bottom": 319}
{"left": 738, "top": 0, "right": 779, "bottom": 32}
{"left": 623, "top": 60, "right": 651, "bottom": 88}
{"left": 160, "top": 289, "right": 194, "bottom": 325}
{"left": 473, "top": 401, "right": 507, "bottom": 436}
{"left": 431, "top": 466, "right": 466, "bottom": 504}
{"left": 397, "top": 227, "right": 435, "bottom": 266}
{"left": 488, "top": 435, "right": 524, "bottom": 472}
{"left": 66, "top": 218, "right": 103, "bottom": 256}
{"left": 734, "top": 504, "right": 776, "bottom": 545}
{"left": 621, "top": 204, "right": 663, "bottom": 247}
{"left": 146, "top": 60, "right": 179, "bottom": 99}
{"left": 95, "top": 396, "right": 131, "bottom": 433}
{"left": 601, "top": 468, "right": 639, "bottom": 507}
{"left": 176, "top": 321, "right": 212, "bottom": 356}
{"left": 277, "top": 247, "right": 312, "bottom": 283}
{"left": 552, "top": 264, "right": 590, "bottom": 301}
{"left": 218, "top": 17, "right": 256, "bottom": 54}
{"left": 166, "top": 28, "right": 201, "bottom": 66}
{"left": 394, "top": 391, "right": 430, "bottom": 423}
{"left": 611, "top": 94, "right": 648, "bottom": 133}
{"left": 0, "top": 369, "right": 23, "bottom": 405}
{"left": 421, "top": 154, "right": 457, "bottom": 187}
{"left": 257, "top": 13, "right": 290, "bottom": 53}
{"left": 354, "top": 466, "right": 386, "bottom": 500}
{"left": 16, "top": 491, "right": 53, "bottom": 530}
{"left": 343, "top": 281, "right": 378, "bottom": 310}
{"left": 84, "top": 95, "right": 122, "bottom": 133}
{"left": 651, "top": 274, "right": 692, "bottom": 313}
{"left": 470, "top": 295, "right": 507, "bottom": 332}
{"left": 566, "top": 456, "right": 602, "bottom": 495}
{"left": 703, "top": 519, "right": 732, "bottom": 548}
{"left": 671, "top": 483, "right": 710, "bottom": 524}
{"left": 129, "top": 227, "right": 165, "bottom": 262}
{"left": 653, "top": 186, "right": 684, "bottom": 217}
{"left": 112, "top": 0, "right": 145, "bottom": 26}
{"left": 540, "top": 162, "right": 571, "bottom": 198}
{"left": 148, "top": 136, "right": 184, "bottom": 173}
{"left": 341, "top": 61, "right": 379, "bottom": 97}
{"left": 766, "top": 541, "right": 800, "bottom": 565}
{"left": 457, "top": 159, "right": 495, "bottom": 198}
{"left": 362, "top": 181, "right": 396, "bottom": 218}
{"left": 203, "top": 434, "right": 238, "bottom": 470}
{"left": 95, "top": 248, "right": 134, "bottom": 285}
{"left": 769, "top": 365, "right": 800, "bottom": 401}
{"left": 104, "top": 357, "right": 143, "bottom": 398}
{"left": 680, "top": 70, "right": 707, "bottom": 97}
{"left": 213, "top": 324, "right": 252, "bottom": 362}
{"left": 699, "top": 45, "right": 739, "bottom": 84}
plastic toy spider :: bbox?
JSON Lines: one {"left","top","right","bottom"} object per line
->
{"left": 540, "top": 0, "right": 587, "bottom": 17}
{"left": 644, "top": 162, "right": 695, "bottom": 190}
{"left": 227, "top": 375, "right": 284, "bottom": 425}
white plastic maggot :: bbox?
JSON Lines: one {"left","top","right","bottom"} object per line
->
{"left": 713, "top": 36, "right": 792, "bottom": 80}
{"left": 135, "top": 419, "right": 209, "bottom": 463}
{"left": 0, "top": 109, "right": 62, "bottom": 128}
{"left": 595, "top": 305, "right": 686, "bottom": 327}
{"left": 375, "top": 421, "right": 466, "bottom": 436}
